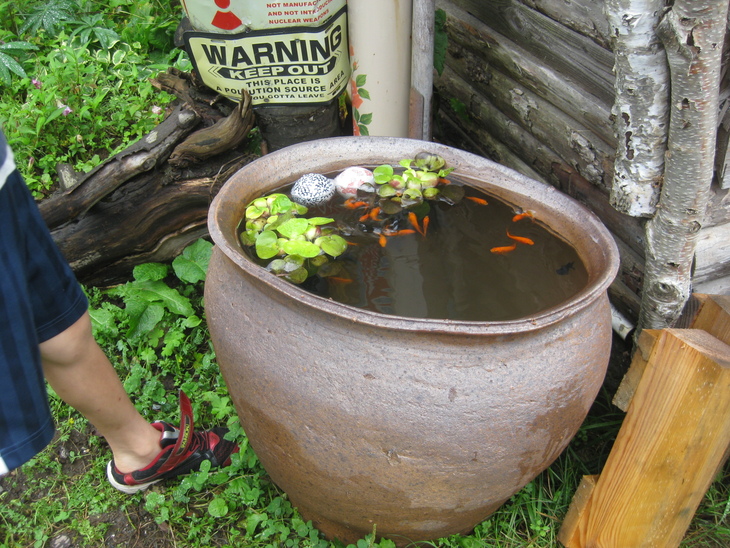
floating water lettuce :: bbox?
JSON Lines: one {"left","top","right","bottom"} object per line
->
{"left": 240, "top": 193, "right": 348, "bottom": 284}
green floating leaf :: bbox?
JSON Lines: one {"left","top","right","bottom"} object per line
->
{"left": 276, "top": 218, "right": 310, "bottom": 238}
{"left": 268, "top": 193, "right": 295, "bottom": 214}
{"left": 373, "top": 164, "right": 394, "bottom": 184}
{"left": 281, "top": 240, "right": 321, "bottom": 258}
{"left": 286, "top": 267, "right": 309, "bottom": 284}
{"left": 255, "top": 230, "right": 280, "bottom": 260}
{"left": 318, "top": 234, "right": 348, "bottom": 257}
{"left": 306, "top": 217, "right": 335, "bottom": 226}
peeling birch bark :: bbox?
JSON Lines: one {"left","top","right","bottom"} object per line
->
{"left": 605, "top": 0, "right": 669, "bottom": 217}
{"left": 638, "top": 0, "right": 729, "bottom": 331}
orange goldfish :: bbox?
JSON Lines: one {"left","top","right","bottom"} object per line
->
{"left": 344, "top": 198, "right": 369, "bottom": 209}
{"left": 369, "top": 207, "right": 382, "bottom": 221}
{"left": 506, "top": 230, "right": 534, "bottom": 245}
{"left": 328, "top": 276, "right": 353, "bottom": 284}
{"left": 490, "top": 243, "right": 517, "bottom": 255}
{"left": 408, "top": 211, "right": 423, "bottom": 235}
{"left": 379, "top": 233, "right": 388, "bottom": 247}
{"left": 422, "top": 216, "right": 430, "bottom": 236}
{"left": 512, "top": 210, "right": 535, "bottom": 222}
{"left": 466, "top": 196, "right": 488, "bottom": 206}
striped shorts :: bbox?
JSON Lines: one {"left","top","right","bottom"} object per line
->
{"left": 0, "top": 132, "right": 88, "bottom": 474}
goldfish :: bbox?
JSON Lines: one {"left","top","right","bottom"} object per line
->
{"left": 422, "top": 215, "right": 430, "bottom": 236}
{"left": 408, "top": 211, "right": 423, "bottom": 235}
{"left": 466, "top": 196, "right": 488, "bottom": 206}
{"left": 369, "top": 207, "right": 382, "bottom": 221}
{"left": 344, "top": 198, "right": 369, "bottom": 209}
{"left": 328, "top": 276, "right": 353, "bottom": 284}
{"left": 512, "top": 210, "right": 535, "bottom": 222}
{"left": 490, "top": 243, "right": 517, "bottom": 255}
{"left": 379, "top": 233, "right": 388, "bottom": 247}
{"left": 395, "top": 229, "right": 417, "bottom": 236}
{"left": 506, "top": 230, "right": 534, "bottom": 245}
{"left": 359, "top": 211, "right": 371, "bottom": 222}
{"left": 439, "top": 177, "right": 451, "bottom": 185}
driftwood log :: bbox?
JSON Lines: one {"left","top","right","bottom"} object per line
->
{"left": 40, "top": 69, "right": 258, "bottom": 287}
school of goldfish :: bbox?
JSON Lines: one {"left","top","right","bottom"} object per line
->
{"left": 343, "top": 196, "right": 536, "bottom": 255}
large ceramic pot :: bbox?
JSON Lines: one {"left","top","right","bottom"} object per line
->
{"left": 205, "top": 137, "right": 619, "bottom": 544}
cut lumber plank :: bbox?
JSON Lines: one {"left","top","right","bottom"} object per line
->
{"left": 559, "top": 328, "right": 730, "bottom": 548}
{"left": 613, "top": 294, "right": 730, "bottom": 410}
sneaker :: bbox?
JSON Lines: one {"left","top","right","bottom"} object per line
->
{"left": 107, "top": 390, "right": 239, "bottom": 494}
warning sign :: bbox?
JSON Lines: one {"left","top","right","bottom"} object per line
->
{"left": 185, "top": 6, "right": 349, "bottom": 105}
{"left": 181, "top": 0, "right": 346, "bottom": 33}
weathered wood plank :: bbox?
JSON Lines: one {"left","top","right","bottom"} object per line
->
{"left": 550, "top": 163, "right": 645, "bottom": 257}
{"left": 522, "top": 0, "right": 612, "bottom": 47}
{"left": 449, "top": 0, "right": 615, "bottom": 104}
{"left": 434, "top": 109, "right": 549, "bottom": 183}
{"left": 438, "top": 0, "right": 615, "bottom": 146}
{"left": 694, "top": 222, "right": 730, "bottom": 286}
{"left": 437, "top": 62, "right": 614, "bottom": 193}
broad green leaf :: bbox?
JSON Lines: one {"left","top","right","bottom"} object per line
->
{"left": 208, "top": 497, "right": 229, "bottom": 517}
{"left": 268, "top": 193, "right": 294, "bottom": 214}
{"left": 129, "top": 280, "right": 194, "bottom": 317}
{"left": 172, "top": 238, "right": 212, "bottom": 283}
{"left": 19, "top": 0, "right": 76, "bottom": 35}
{"left": 281, "top": 240, "right": 320, "bottom": 258}
{"left": 255, "top": 230, "right": 280, "bottom": 259}
{"left": 133, "top": 262, "right": 168, "bottom": 282}
{"left": 246, "top": 204, "right": 266, "bottom": 220}
{"left": 127, "top": 301, "right": 165, "bottom": 338}
{"left": 306, "top": 217, "right": 335, "bottom": 226}
{"left": 373, "top": 164, "right": 394, "bottom": 183}
{"left": 88, "top": 307, "right": 117, "bottom": 336}
{"left": 355, "top": 74, "right": 367, "bottom": 87}
{"left": 286, "top": 267, "right": 309, "bottom": 284}
{"left": 276, "top": 218, "right": 309, "bottom": 238}
{"left": 317, "top": 235, "right": 348, "bottom": 257}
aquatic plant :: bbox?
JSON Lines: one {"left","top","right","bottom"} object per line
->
{"left": 239, "top": 193, "right": 348, "bottom": 284}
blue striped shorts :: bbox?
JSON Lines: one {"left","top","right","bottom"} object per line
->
{"left": 0, "top": 133, "right": 88, "bottom": 474}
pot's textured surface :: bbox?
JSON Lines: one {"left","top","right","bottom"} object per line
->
{"left": 205, "top": 137, "right": 619, "bottom": 544}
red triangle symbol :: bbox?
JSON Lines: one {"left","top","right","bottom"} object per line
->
{"left": 211, "top": 10, "right": 242, "bottom": 30}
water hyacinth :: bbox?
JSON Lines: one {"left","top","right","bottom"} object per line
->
{"left": 371, "top": 153, "right": 456, "bottom": 209}
{"left": 239, "top": 193, "right": 348, "bottom": 284}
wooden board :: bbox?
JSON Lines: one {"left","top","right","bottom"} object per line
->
{"left": 559, "top": 325, "right": 730, "bottom": 547}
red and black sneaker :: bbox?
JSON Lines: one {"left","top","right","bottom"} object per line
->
{"left": 106, "top": 390, "right": 239, "bottom": 494}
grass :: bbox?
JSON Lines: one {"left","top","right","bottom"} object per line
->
{"left": 1, "top": 243, "right": 727, "bottom": 547}
{"left": 0, "top": 1, "right": 728, "bottom": 546}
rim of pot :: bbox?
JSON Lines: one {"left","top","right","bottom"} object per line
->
{"left": 208, "top": 136, "right": 620, "bottom": 336}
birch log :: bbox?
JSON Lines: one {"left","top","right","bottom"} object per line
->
{"left": 639, "top": 0, "right": 729, "bottom": 331}
{"left": 605, "top": 0, "right": 669, "bottom": 217}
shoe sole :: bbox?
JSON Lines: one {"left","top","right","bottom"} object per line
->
{"left": 106, "top": 461, "right": 163, "bottom": 494}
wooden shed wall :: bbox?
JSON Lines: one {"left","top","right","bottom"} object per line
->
{"left": 432, "top": 0, "right": 730, "bottom": 321}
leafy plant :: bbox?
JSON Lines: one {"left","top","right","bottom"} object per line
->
{"left": 372, "top": 153, "right": 455, "bottom": 207}
{"left": 18, "top": 0, "right": 77, "bottom": 36}
{"left": 240, "top": 193, "right": 348, "bottom": 283}
{"left": 0, "top": 39, "right": 37, "bottom": 85}
{"left": 67, "top": 13, "right": 121, "bottom": 49}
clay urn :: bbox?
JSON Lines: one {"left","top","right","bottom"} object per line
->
{"left": 204, "top": 136, "right": 619, "bottom": 544}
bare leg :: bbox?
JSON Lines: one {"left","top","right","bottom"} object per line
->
{"left": 39, "top": 311, "right": 161, "bottom": 473}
